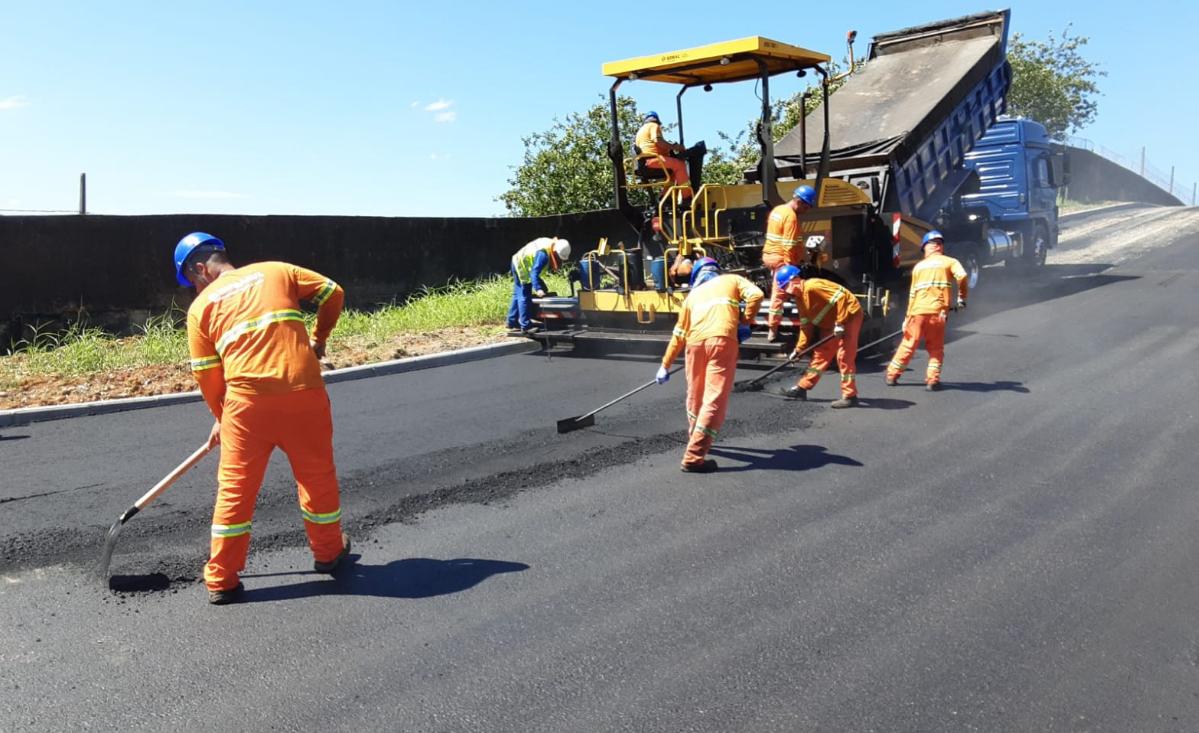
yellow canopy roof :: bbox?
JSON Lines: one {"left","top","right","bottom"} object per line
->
{"left": 602, "top": 37, "right": 830, "bottom": 85}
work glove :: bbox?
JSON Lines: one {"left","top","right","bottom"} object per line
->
{"left": 311, "top": 339, "right": 326, "bottom": 359}
{"left": 534, "top": 290, "right": 547, "bottom": 298}
{"left": 833, "top": 323, "right": 846, "bottom": 337}
{"left": 737, "top": 324, "right": 752, "bottom": 343}
{"left": 655, "top": 366, "right": 670, "bottom": 385}
{"left": 956, "top": 297, "right": 967, "bottom": 310}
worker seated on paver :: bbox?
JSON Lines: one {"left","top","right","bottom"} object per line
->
{"left": 763, "top": 185, "right": 816, "bottom": 342}
{"left": 885, "top": 230, "right": 968, "bottom": 391}
{"left": 508, "top": 237, "right": 571, "bottom": 336}
{"left": 634, "top": 111, "right": 703, "bottom": 204}
{"left": 774, "top": 265, "right": 863, "bottom": 409}
{"left": 175, "top": 232, "right": 352, "bottom": 605}
{"left": 656, "top": 257, "right": 763, "bottom": 473}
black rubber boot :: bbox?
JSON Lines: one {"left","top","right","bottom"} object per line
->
{"left": 782, "top": 386, "right": 807, "bottom": 401}
{"left": 314, "top": 534, "right": 352, "bottom": 573}
{"left": 680, "top": 459, "right": 718, "bottom": 474}
{"left": 208, "top": 582, "right": 244, "bottom": 606}
{"left": 926, "top": 382, "right": 941, "bottom": 392}
{"left": 885, "top": 375, "right": 898, "bottom": 386}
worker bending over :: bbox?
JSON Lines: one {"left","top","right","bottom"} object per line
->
{"left": 656, "top": 257, "right": 763, "bottom": 473}
{"left": 177, "top": 232, "right": 350, "bottom": 605}
{"left": 635, "top": 111, "right": 693, "bottom": 203}
{"left": 508, "top": 237, "right": 571, "bottom": 336}
{"left": 886, "top": 230, "right": 968, "bottom": 391}
{"left": 775, "top": 265, "right": 863, "bottom": 408}
{"left": 763, "top": 185, "right": 816, "bottom": 342}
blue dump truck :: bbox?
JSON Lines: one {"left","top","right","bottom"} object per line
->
{"left": 957, "top": 116, "right": 1064, "bottom": 271}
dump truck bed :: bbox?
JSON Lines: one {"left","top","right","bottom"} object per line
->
{"left": 774, "top": 11, "right": 1010, "bottom": 219}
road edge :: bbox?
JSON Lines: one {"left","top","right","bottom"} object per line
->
{"left": 0, "top": 339, "right": 540, "bottom": 428}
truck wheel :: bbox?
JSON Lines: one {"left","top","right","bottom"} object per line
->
{"left": 1026, "top": 222, "right": 1048, "bottom": 267}
{"left": 961, "top": 249, "right": 982, "bottom": 291}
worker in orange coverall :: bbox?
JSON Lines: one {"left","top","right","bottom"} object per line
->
{"left": 655, "top": 257, "right": 763, "bottom": 473}
{"left": 635, "top": 110, "right": 692, "bottom": 201}
{"left": 763, "top": 185, "right": 815, "bottom": 342}
{"left": 774, "top": 265, "right": 863, "bottom": 408}
{"left": 885, "top": 230, "right": 969, "bottom": 391}
{"left": 175, "top": 231, "right": 351, "bottom": 605}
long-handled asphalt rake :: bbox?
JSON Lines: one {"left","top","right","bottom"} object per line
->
{"left": 733, "top": 333, "right": 838, "bottom": 393}
{"left": 733, "top": 328, "right": 904, "bottom": 393}
{"left": 557, "top": 366, "right": 683, "bottom": 434}
{"left": 98, "top": 441, "right": 214, "bottom": 583}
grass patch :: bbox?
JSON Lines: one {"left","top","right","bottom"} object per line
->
{"left": 1, "top": 272, "right": 571, "bottom": 385}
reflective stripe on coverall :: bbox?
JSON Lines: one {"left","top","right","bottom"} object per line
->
{"left": 635, "top": 121, "right": 691, "bottom": 190}
{"left": 785, "top": 278, "right": 863, "bottom": 398}
{"left": 886, "top": 251, "right": 968, "bottom": 385}
{"left": 661, "top": 274, "right": 764, "bottom": 467}
{"left": 187, "top": 261, "right": 346, "bottom": 591}
{"left": 763, "top": 204, "right": 800, "bottom": 329}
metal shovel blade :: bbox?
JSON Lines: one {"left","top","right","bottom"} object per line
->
{"left": 556, "top": 414, "right": 596, "bottom": 434}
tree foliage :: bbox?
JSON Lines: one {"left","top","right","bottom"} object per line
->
{"left": 1007, "top": 27, "right": 1104, "bottom": 139}
{"left": 498, "top": 96, "right": 644, "bottom": 217}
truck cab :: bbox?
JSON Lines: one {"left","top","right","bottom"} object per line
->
{"left": 960, "top": 117, "right": 1063, "bottom": 267}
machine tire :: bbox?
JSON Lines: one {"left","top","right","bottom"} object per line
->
{"left": 1026, "top": 221, "right": 1049, "bottom": 267}
{"left": 960, "top": 248, "right": 982, "bottom": 292}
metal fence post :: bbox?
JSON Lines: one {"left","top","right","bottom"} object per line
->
{"left": 1141, "top": 147, "right": 1146, "bottom": 177}
{"left": 79, "top": 173, "right": 87, "bottom": 215}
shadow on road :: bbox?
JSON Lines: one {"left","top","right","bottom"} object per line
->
{"left": 707, "top": 443, "right": 863, "bottom": 473}
{"left": 0, "top": 434, "right": 30, "bottom": 442}
{"left": 240, "top": 557, "right": 530, "bottom": 603}
{"left": 941, "top": 380, "right": 1030, "bottom": 394}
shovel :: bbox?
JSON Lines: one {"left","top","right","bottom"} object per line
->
{"left": 98, "top": 441, "right": 215, "bottom": 583}
{"left": 557, "top": 367, "right": 683, "bottom": 433}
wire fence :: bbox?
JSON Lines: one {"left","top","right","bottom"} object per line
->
{"left": 1066, "top": 136, "right": 1196, "bottom": 205}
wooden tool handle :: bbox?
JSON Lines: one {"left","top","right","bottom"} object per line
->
{"left": 130, "top": 442, "right": 214, "bottom": 512}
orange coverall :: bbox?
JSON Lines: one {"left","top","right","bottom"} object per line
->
{"left": 635, "top": 121, "right": 691, "bottom": 192}
{"left": 187, "top": 261, "right": 346, "bottom": 591}
{"left": 661, "top": 274, "right": 764, "bottom": 468}
{"left": 886, "top": 250, "right": 968, "bottom": 385}
{"left": 763, "top": 203, "right": 801, "bottom": 331}
{"left": 784, "top": 278, "right": 864, "bottom": 398}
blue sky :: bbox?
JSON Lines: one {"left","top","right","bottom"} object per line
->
{"left": 1, "top": 0, "right": 1194, "bottom": 217}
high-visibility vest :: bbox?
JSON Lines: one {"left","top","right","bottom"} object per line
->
{"left": 512, "top": 238, "right": 557, "bottom": 284}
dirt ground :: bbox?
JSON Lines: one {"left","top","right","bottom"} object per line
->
{"left": 0, "top": 326, "right": 511, "bottom": 411}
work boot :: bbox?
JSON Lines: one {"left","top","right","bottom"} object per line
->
{"left": 506, "top": 328, "right": 524, "bottom": 337}
{"left": 782, "top": 386, "right": 807, "bottom": 401}
{"left": 767, "top": 330, "right": 782, "bottom": 343}
{"left": 521, "top": 325, "right": 541, "bottom": 336}
{"left": 208, "top": 582, "right": 244, "bottom": 606}
{"left": 926, "top": 382, "right": 941, "bottom": 392}
{"left": 680, "top": 459, "right": 718, "bottom": 474}
{"left": 314, "top": 534, "right": 352, "bottom": 574}
{"left": 830, "top": 396, "right": 859, "bottom": 409}
{"left": 885, "top": 375, "right": 899, "bottom": 386}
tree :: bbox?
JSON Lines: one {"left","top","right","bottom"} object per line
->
{"left": 1007, "top": 26, "right": 1104, "bottom": 139}
{"left": 498, "top": 96, "right": 644, "bottom": 217}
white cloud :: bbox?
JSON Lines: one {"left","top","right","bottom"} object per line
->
{"left": 168, "top": 190, "right": 244, "bottom": 200}
{"left": 423, "top": 99, "right": 453, "bottom": 112}
{"left": 410, "top": 100, "right": 420, "bottom": 108}
{"left": 0, "top": 95, "right": 30, "bottom": 110}
{"left": 434, "top": 111, "right": 457, "bottom": 123}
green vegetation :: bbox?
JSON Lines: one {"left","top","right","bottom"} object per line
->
{"left": 1, "top": 272, "right": 570, "bottom": 385}
{"left": 1008, "top": 27, "right": 1105, "bottom": 140}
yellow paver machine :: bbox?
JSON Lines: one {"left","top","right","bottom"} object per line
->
{"left": 533, "top": 13, "right": 1014, "bottom": 357}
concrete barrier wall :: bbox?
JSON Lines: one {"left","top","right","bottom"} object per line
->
{"left": 1064, "top": 146, "right": 1183, "bottom": 207}
{"left": 0, "top": 210, "right": 633, "bottom": 330}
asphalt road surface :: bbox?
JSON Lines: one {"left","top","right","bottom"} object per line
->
{"left": 2, "top": 204, "right": 1198, "bottom": 731}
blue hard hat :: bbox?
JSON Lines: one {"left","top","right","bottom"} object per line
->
{"left": 689, "top": 256, "right": 719, "bottom": 287}
{"left": 921, "top": 230, "right": 944, "bottom": 247}
{"left": 174, "top": 231, "right": 225, "bottom": 286}
{"left": 775, "top": 264, "right": 802, "bottom": 290}
{"left": 793, "top": 185, "right": 817, "bottom": 207}
{"left": 644, "top": 110, "right": 659, "bottom": 121}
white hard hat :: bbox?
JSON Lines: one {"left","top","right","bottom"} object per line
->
{"left": 552, "top": 238, "right": 571, "bottom": 261}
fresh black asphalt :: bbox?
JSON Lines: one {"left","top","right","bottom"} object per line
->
{"left": 2, "top": 205, "right": 1197, "bottom": 731}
